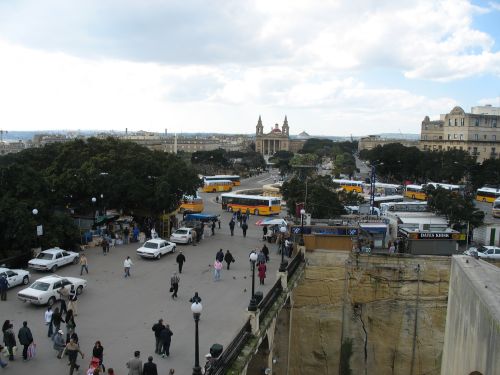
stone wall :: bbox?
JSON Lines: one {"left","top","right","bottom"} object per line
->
{"left": 441, "top": 256, "right": 500, "bottom": 375}
{"left": 285, "top": 250, "right": 450, "bottom": 375}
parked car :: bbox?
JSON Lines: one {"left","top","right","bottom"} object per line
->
{"left": 464, "top": 245, "right": 500, "bottom": 260}
{"left": 0, "top": 267, "right": 30, "bottom": 288}
{"left": 17, "top": 275, "right": 87, "bottom": 306}
{"left": 170, "top": 227, "right": 194, "bottom": 244}
{"left": 136, "top": 238, "right": 176, "bottom": 259}
{"left": 28, "top": 248, "right": 80, "bottom": 272}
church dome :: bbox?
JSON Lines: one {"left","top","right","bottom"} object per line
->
{"left": 271, "top": 124, "right": 282, "bottom": 133}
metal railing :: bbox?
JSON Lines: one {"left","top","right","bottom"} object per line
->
{"left": 287, "top": 252, "right": 303, "bottom": 279}
{"left": 258, "top": 280, "right": 283, "bottom": 323}
{"left": 208, "top": 318, "right": 252, "bottom": 375}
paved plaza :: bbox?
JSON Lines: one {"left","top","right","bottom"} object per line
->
{"left": 1, "top": 174, "right": 286, "bottom": 374}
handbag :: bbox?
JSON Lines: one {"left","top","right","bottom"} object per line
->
{"left": 27, "top": 343, "right": 36, "bottom": 359}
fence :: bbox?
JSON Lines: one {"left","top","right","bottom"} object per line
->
{"left": 257, "top": 279, "right": 283, "bottom": 323}
{"left": 208, "top": 318, "right": 252, "bottom": 375}
{"left": 287, "top": 252, "right": 303, "bottom": 279}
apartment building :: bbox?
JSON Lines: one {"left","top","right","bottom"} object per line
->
{"left": 420, "top": 106, "right": 500, "bottom": 162}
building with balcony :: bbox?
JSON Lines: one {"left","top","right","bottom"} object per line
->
{"left": 420, "top": 106, "right": 500, "bottom": 162}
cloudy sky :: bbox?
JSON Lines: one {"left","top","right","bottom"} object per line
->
{"left": 1, "top": 0, "right": 500, "bottom": 136}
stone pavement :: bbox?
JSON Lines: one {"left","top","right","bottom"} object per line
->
{"left": 1, "top": 173, "right": 286, "bottom": 374}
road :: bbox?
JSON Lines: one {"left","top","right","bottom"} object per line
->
{"left": 1, "top": 172, "right": 286, "bottom": 374}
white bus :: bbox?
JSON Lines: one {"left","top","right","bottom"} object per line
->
{"left": 380, "top": 201, "right": 429, "bottom": 216}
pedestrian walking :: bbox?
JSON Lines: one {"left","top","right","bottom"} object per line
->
{"left": 229, "top": 219, "right": 235, "bottom": 236}
{"left": 2, "top": 323, "right": 15, "bottom": 361}
{"left": 124, "top": 256, "right": 133, "bottom": 278}
{"left": 216, "top": 249, "right": 224, "bottom": 263}
{"left": 123, "top": 227, "right": 130, "bottom": 244}
{"left": 0, "top": 275, "right": 8, "bottom": 301}
{"left": 169, "top": 369, "right": 175, "bottom": 375}
{"left": 241, "top": 222, "right": 248, "bottom": 237}
{"left": 79, "top": 254, "right": 89, "bottom": 275}
{"left": 92, "top": 341, "right": 105, "bottom": 372}
{"left": 170, "top": 273, "right": 180, "bottom": 299}
{"left": 224, "top": 250, "right": 235, "bottom": 270}
{"left": 217, "top": 215, "right": 221, "bottom": 229}
{"left": 236, "top": 210, "right": 242, "bottom": 226}
{"left": 191, "top": 229, "right": 197, "bottom": 246}
{"left": 159, "top": 325, "right": 173, "bottom": 358}
{"left": 65, "top": 309, "right": 76, "bottom": 337}
{"left": 45, "top": 306, "right": 54, "bottom": 337}
{"left": 143, "top": 356, "right": 158, "bottom": 375}
{"left": 57, "top": 286, "right": 69, "bottom": 315}
{"left": 210, "top": 220, "right": 215, "bottom": 236}
{"left": 126, "top": 351, "right": 142, "bottom": 375}
{"left": 18, "top": 321, "right": 33, "bottom": 361}
{"left": 262, "top": 244, "right": 269, "bottom": 262}
{"left": 52, "top": 329, "right": 66, "bottom": 358}
{"left": 152, "top": 319, "right": 165, "bottom": 354}
{"left": 68, "top": 285, "right": 78, "bottom": 316}
{"left": 262, "top": 226, "right": 268, "bottom": 241}
{"left": 258, "top": 262, "right": 267, "bottom": 285}
{"left": 213, "top": 260, "right": 223, "bottom": 281}
{"left": 61, "top": 338, "right": 84, "bottom": 375}
{"left": 0, "top": 345, "right": 7, "bottom": 368}
{"left": 101, "top": 238, "right": 109, "bottom": 255}
{"left": 132, "top": 226, "right": 140, "bottom": 243}
{"left": 151, "top": 227, "right": 158, "bottom": 239}
{"left": 176, "top": 251, "right": 186, "bottom": 273}
{"left": 51, "top": 307, "right": 65, "bottom": 333}
{"left": 257, "top": 249, "right": 266, "bottom": 264}
{"left": 389, "top": 243, "right": 396, "bottom": 254}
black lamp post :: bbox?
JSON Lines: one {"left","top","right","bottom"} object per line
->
{"left": 300, "top": 208, "right": 306, "bottom": 245}
{"left": 279, "top": 225, "right": 288, "bottom": 272}
{"left": 248, "top": 252, "right": 258, "bottom": 311}
{"left": 32, "top": 208, "right": 40, "bottom": 250}
{"left": 190, "top": 293, "right": 203, "bottom": 375}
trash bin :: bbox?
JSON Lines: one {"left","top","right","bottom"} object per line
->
{"left": 210, "top": 343, "right": 223, "bottom": 359}
{"left": 254, "top": 291, "right": 264, "bottom": 305}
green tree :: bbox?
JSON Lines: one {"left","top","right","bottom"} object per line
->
{"left": 269, "top": 150, "right": 294, "bottom": 175}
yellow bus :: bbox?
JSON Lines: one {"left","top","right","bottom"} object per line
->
{"left": 493, "top": 197, "right": 500, "bottom": 218}
{"left": 404, "top": 184, "right": 427, "bottom": 200}
{"left": 332, "top": 179, "right": 364, "bottom": 193}
{"left": 476, "top": 187, "right": 500, "bottom": 203}
{"left": 202, "top": 180, "right": 233, "bottom": 193}
{"left": 179, "top": 196, "right": 204, "bottom": 213}
{"left": 204, "top": 175, "right": 241, "bottom": 186}
{"left": 220, "top": 193, "right": 281, "bottom": 216}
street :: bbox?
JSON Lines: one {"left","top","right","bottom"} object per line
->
{"left": 0, "top": 173, "right": 286, "bottom": 374}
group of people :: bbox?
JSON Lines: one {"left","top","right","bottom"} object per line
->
{"left": 213, "top": 248, "right": 235, "bottom": 281}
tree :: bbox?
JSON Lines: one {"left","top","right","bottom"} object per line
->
{"left": 269, "top": 150, "right": 294, "bottom": 175}
{"left": 281, "top": 176, "right": 360, "bottom": 219}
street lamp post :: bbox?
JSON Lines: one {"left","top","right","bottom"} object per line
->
{"left": 300, "top": 208, "right": 306, "bottom": 245}
{"left": 190, "top": 293, "right": 203, "bottom": 375}
{"left": 248, "top": 252, "right": 258, "bottom": 311}
{"left": 279, "top": 225, "right": 288, "bottom": 272}
{"left": 32, "top": 208, "right": 40, "bottom": 250}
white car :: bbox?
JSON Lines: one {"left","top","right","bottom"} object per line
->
{"left": 136, "top": 238, "right": 176, "bottom": 259}
{"left": 28, "top": 248, "right": 80, "bottom": 272}
{"left": 170, "top": 227, "right": 194, "bottom": 244}
{"left": 18, "top": 275, "right": 87, "bottom": 306}
{"left": 0, "top": 267, "right": 31, "bottom": 288}
{"left": 464, "top": 246, "right": 500, "bottom": 260}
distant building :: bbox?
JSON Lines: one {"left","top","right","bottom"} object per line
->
{"left": 255, "top": 116, "right": 305, "bottom": 156}
{"left": 0, "top": 140, "right": 29, "bottom": 155}
{"left": 420, "top": 105, "right": 500, "bottom": 162}
{"left": 358, "top": 135, "right": 419, "bottom": 152}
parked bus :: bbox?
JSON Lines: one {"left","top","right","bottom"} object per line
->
{"left": 380, "top": 201, "right": 429, "bottom": 215}
{"left": 363, "top": 182, "right": 403, "bottom": 196}
{"left": 204, "top": 175, "right": 241, "bottom": 186}
{"left": 493, "top": 197, "right": 500, "bottom": 218}
{"left": 332, "top": 179, "right": 364, "bottom": 193}
{"left": 220, "top": 193, "right": 281, "bottom": 216}
{"left": 179, "top": 196, "right": 204, "bottom": 213}
{"left": 476, "top": 187, "right": 500, "bottom": 203}
{"left": 404, "top": 184, "right": 426, "bottom": 200}
{"left": 426, "top": 182, "right": 461, "bottom": 193}
{"left": 202, "top": 180, "right": 233, "bottom": 193}
{"left": 372, "top": 195, "right": 405, "bottom": 207}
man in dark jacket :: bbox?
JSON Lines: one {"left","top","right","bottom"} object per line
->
{"left": 176, "top": 251, "right": 186, "bottom": 273}
{"left": 143, "top": 356, "right": 158, "bottom": 375}
{"left": 224, "top": 250, "right": 235, "bottom": 270}
{"left": 216, "top": 249, "right": 224, "bottom": 263}
{"left": 17, "top": 321, "right": 33, "bottom": 360}
{"left": 241, "top": 222, "right": 248, "bottom": 237}
{"left": 160, "top": 325, "right": 173, "bottom": 358}
{"left": 0, "top": 275, "right": 8, "bottom": 301}
{"left": 152, "top": 319, "right": 165, "bottom": 354}
{"left": 229, "top": 219, "right": 235, "bottom": 236}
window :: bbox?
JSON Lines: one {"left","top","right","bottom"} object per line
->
{"left": 493, "top": 121, "right": 497, "bottom": 128}
{"left": 484, "top": 135, "right": 487, "bottom": 140}
{"left": 454, "top": 119, "right": 457, "bottom": 126}
{"left": 493, "top": 135, "right": 497, "bottom": 141}
{"left": 475, "top": 119, "right": 479, "bottom": 126}
{"left": 460, "top": 134, "right": 464, "bottom": 140}
{"left": 474, "top": 134, "right": 479, "bottom": 140}
{"left": 448, "top": 119, "right": 451, "bottom": 126}
{"left": 453, "top": 134, "right": 457, "bottom": 139}
{"left": 461, "top": 118, "right": 464, "bottom": 126}
{"left": 447, "top": 134, "right": 451, "bottom": 140}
